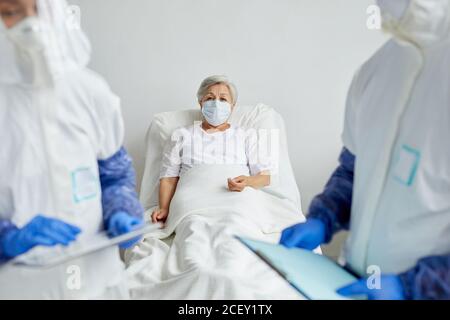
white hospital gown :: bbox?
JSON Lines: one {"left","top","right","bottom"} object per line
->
{"left": 160, "top": 123, "right": 272, "bottom": 178}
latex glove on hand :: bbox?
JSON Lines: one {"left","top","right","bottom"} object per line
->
{"left": 151, "top": 208, "right": 169, "bottom": 224}
{"left": 0, "top": 215, "right": 81, "bottom": 259}
{"left": 337, "top": 275, "right": 405, "bottom": 300}
{"left": 107, "top": 211, "right": 143, "bottom": 249}
{"left": 228, "top": 176, "right": 248, "bottom": 192}
{"left": 279, "top": 218, "right": 326, "bottom": 250}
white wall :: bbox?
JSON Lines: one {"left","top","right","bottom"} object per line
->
{"left": 71, "top": 0, "right": 386, "bottom": 213}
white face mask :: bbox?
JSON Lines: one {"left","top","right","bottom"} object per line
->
{"left": 380, "top": 0, "right": 450, "bottom": 48}
{"left": 6, "top": 16, "right": 47, "bottom": 53}
{"left": 201, "top": 100, "right": 232, "bottom": 127}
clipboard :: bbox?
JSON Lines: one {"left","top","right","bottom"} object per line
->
{"left": 10, "top": 222, "right": 162, "bottom": 269}
{"left": 236, "top": 236, "right": 360, "bottom": 300}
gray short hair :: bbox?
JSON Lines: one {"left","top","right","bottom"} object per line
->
{"left": 197, "top": 75, "right": 238, "bottom": 105}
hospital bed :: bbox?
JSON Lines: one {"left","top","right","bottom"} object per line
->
{"left": 125, "top": 104, "right": 307, "bottom": 300}
{"left": 139, "top": 103, "right": 302, "bottom": 217}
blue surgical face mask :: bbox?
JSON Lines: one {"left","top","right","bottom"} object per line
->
{"left": 201, "top": 100, "right": 232, "bottom": 126}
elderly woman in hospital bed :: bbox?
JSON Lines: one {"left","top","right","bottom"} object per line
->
{"left": 125, "top": 76, "right": 307, "bottom": 300}
{"left": 152, "top": 75, "right": 272, "bottom": 224}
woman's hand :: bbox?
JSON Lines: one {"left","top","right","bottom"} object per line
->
{"left": 151, "top": 208, "right": 169, "bottom": 223}
{"left": 228, "top": 176, "right": 248, "bottom": 192}
{"left": 228, "top": 173, "right": 271, "bottom": 192}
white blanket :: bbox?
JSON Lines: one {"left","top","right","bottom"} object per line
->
{"left": 124, "top": 164, "right": 306, "bottom": 299}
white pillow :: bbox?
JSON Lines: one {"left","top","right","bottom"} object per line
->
{"left": 139, "top": 104, "right": 302, "bottom": 217}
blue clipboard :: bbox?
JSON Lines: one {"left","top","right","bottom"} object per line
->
{"left": 236, "top": 236, "right": 360, "bottom": 300}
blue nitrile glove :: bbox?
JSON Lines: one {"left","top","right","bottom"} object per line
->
{"left": 0, "top": 215, "right": 81, "bottom": 259}
{"left": 279, "top": 218, "right": 326, "bottom": 250}
{"left": 337, "top": 275, "right": 406, "bottom": 300}
{"left": 106, "top": 211, "right": 143, "bottom": 249}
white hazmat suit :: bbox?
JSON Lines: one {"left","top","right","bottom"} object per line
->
{"left": 343, "top": 0, "right": 450, "bottom": 275}
{"left": 0, "top": 0, "right": 130, "bottom": 299}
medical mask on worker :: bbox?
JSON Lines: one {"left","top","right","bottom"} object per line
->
{"left": 378, "top": 0, "right": 450, "bottom": 48}
{"left": 6, "top": 16, "right": 47, "bottom": 53}
{"left": 201, "top": 100, "right": 232, "bottom": 126}
{"left": 4, "top": 16, "right": 53, "bottom": 85}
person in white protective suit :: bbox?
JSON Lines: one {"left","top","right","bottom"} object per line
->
{"left": 0, "top": 0, "right": 144, "bottom": 299}
{"left": 281, "top": 0, "right": 450, "bottom": 299}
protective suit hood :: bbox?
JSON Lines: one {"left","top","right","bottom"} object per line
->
{"left": 378, "top": 0, "right": 450, "bottom": 48}
{"left": 0, "top": 0, "right": 91, "bottom": 86}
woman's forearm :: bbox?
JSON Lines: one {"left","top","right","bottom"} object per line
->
{"left": 159, "top": 177, "right": 179, "bottom": 210}
{"left": 247, "top": 173, "right": 270, "bottom": 189}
